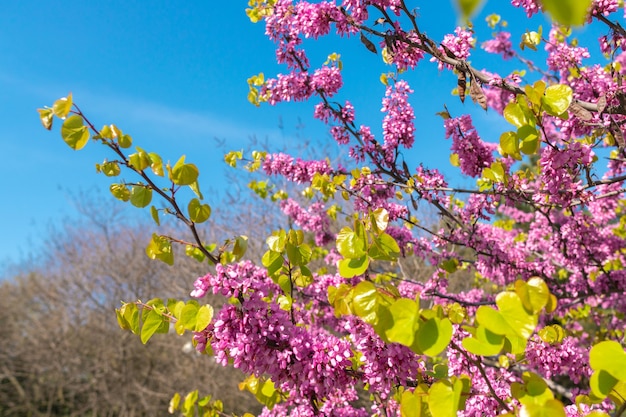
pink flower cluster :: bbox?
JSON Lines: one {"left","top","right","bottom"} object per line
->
{"left": 510, "top": 0, "right": 540, "bottom": 17}
{"left": 545, "top": 27, "right": 591, "bottom": 74}
{"left": 444, "top": 115, "right": 497, "bottom": 178}
{"left": 263, "top": 152, "right": 331, "bottom": 184}
{"left": 191, "top": 260, "right": 277, "bottom": 299}
{"left": 280, "top": 198, "right": 333, "bottom": 245}
{"left": 382, "top": 30, "right": 425, "bottom": 71}
{"left": 350, "top": 172, "right": 408, "bottom": 219}
{"left": 525, "top": 336, "right": 591, "bottom": 384}
{"left": 381, "top": 80, "right": 416, "bottom": 163}
{"left": 346, "top": 318, "right": 424, "bottom": 400}
{"left": 591, "top": 0, "right": 619, "bottom": 16}
{"left": 536, "top": 142, "right": 594, "bottom": 206}
{"left": 438, "top": 26, "right": 474, "bottom": 68}
{"left": 482, "top": 31, "right": 514, "bottom": 60}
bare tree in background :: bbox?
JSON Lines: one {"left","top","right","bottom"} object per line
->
{"left": 0, "top": 192, "right": 262, "bottom": 417}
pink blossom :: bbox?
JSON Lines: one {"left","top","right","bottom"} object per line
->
{"left": 482, "top": 31, "right": 514, "bottom": 60}
{"left": 444, "top": 115, "right": 497, "bottom": 177}
{"left": 381, "top": 80, "right": 415, "bottom": 162}
{"left": 510, "top": 0, "right": 540, "bottom": 17}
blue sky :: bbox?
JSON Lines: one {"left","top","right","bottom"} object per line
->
{"left": 0, "top": 1, "right": 591, "bottom": 268}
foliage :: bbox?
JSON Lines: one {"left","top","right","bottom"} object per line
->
{"left": 38, "top": 0, "right": 626, "bottom": 416}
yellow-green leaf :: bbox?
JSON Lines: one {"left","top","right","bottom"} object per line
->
{"left": 386, "top": 298, "right": 419, "bottom": 347}
{"left": 541, "top": 0, "right": 591, "bottom": 26}
{"left": 455, "top": 0, "right": 484, "bottom": 20}
{"left": 188, "top": 198, "right": 211, "bottom": 223}
{"left": 542, "top": 84, "right": 573, "bottom": 116}
{"left": 61, "top": 114, "right": 90, "bottom": 150}
{"left": 415, "top": 317, "right": 453, "bottom": 356}
{"left": 38, "top": 108, "right": 54, "bottom": 130}
{"left": 171, "top": 155, "right": 199, "bottom": 185}
{"left": 52, "top": 93, "right": 73, "bottom": 119}
{"left": 130, "top": 186, "right": 153, "bottom": 208}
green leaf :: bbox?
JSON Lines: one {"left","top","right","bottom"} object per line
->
{"left": 169, "top": 392, "right": 181, "bottom": 414}
{"left": 428, "top": 379, "right": 467, "bottom": 417}
{"left": 512, "top": 372, "right": 555, "bottom": 407}
{"left": 146, "top": 234, "right": 174, "bottom": 265}
{"left": 150, "top": 206, "right": 160, "bottom": 226}
{"left": 262, "top": 250, "right": 284, "bottom": 277}
{"left": 504, "top": 102, "right": 529, "bottom": 128}
{"left": 415, "top": 317, "right": 453, "bottom": 357}
{"left": 542, "top": 84, "right": 573, "bottom": 116}
{"left": 189, "top": 180, "right": 204, "bottom": 200}
{"left": 130, "top": 186, "right": 153, "bottom": 208}
{"left": 38, "top": 108, "right": 54, "bottom": 130}
{"left": 110, "top": 183, "right": 131, "bottom": 202}
{"left": 336, "top": 227, "right": 367, "bottom": 259}
{"left": 385, "top": 298, "right": 419, "bottom": 347}
{"left": 195, "top": 305, "right": 214, "bottom": 331}
{"left": 188, "top": 198, "right": 211, "bottom": 223}
{"left": 590, "top": 341, "right": 626, "bottom": 381}
{"left": 61, "top": 114, "right": 90, "bottom": 150}
{"left": 371, "top": 208, "right": 390, "bottom": 233}
{"left": 185, "top": 245, "right": 205, "bottom": 263}
{"left": 233, "top": 235, "right": 248, "bottom": 261}
{"left": 116, "top": 302, "right": 139, "bottom": 332}
{"left": 351, "top": 281, "right": 379, "bottom": 323}
{"left": 400, "top": 385, "right": 429, "bottom": 417}
{"left": 515, "top": 277, "right": 550, "bottom": 314}
{"left": 518, "top": 125, "right": 540, "bottom": 155}
{"left": 148, "top": 152, "right": 164, "bottom": 176}
{"left": 171, "top": 155, "right": 199, "bottom": 185}
{"left": 541, "top": 0, "right": 591, "bottom": 26}
{"left": 141, "top": 309, "right": 165, "bottom": 344}
{"left": 590, "top": 370, "right": 619, "bottom": 399}
{"left": 496, "top": 291, "right": 537, "bottom": 339}
{"left": 118, "top": 133, "right": 132, "bottom": 148}
{"left": 183, "top": 390, "right": 199, "bottom": 414}
{"left": 369, "top": 233, "right": 400, "bottom": 261}
{"left": 129, "top": 147, "right": 150, "bottom": 171}
{"left": 538, "top": 324, "right": 565, "bottom": 344}
{"left": 461, "top": 326, "right": 505, "bottom": 356}
{"left": 98, "top": 161, "right": 121, "bottom": 177}
{"left": 476, "top": 305, "right": 511, "bottom": 335}
{"left": 500, "top": 131, "right": 520, "bottom": 159}
{"left": 224, "top": 150, "right": 243, "bottom": 167}
{"left": 448, "top": 303, "right": 466, "bottom": 324}
{"left": 338, "top": 255, "right": 369, "bottom": 278}
{"left": 455, "top": 0, "right": 483, "bottom": 19}
{"left": 609, "top": 380, "right": 626, "bottom": 407}
{"left": 52, "top": 93, "right": 73, "bottom": 119}
{"left": 519, "top": 399, "right": 566, "bottom": 417}
{"left": 179, "top": 301, "right": 199, "bottom": 331}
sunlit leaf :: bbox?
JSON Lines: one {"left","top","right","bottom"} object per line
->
{"left": 542, "top": 84, "right": 573, "bottom": 116}
{"left": 519, "top": 399, "right": 566, "bottom": 417}
{"left": 541, "top": 0, "right": 591, "bottom": 26}
{"left": 38, "top": 108, "right": 54, "bottom": 130}
{"left": 415, "top": 317, "right": 453, "bottom": 356}
{"left": 52, "top": 93, "right": 73, "bottom": 119}
{"left": 337, "top": 227, "right": 367, "bottom": 259}
{"left": 146, "top": 233, "right": 174, "bottom": 265}
{"left": 130, "top": 185, "right": 153, "bottom": 208}
{"left": 141, "top": 309, "right": 165, "bottom": 344}
{"left": 338, "top": 256, "right": 369, "bottom": 278}
{"left": 150, "top": 205, "right": 160, "bottom": 226}
{"left": 188, "top": 198, "right": 211, "bottom": 223}
{"left": 386, "top": 298, "right": 419, "bottom": 347}
{"left": 171, "top": 155, "right": 199, "bottom": 185}
{"left": 61, "top": 114, "right": 90, "bottom": 150}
